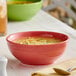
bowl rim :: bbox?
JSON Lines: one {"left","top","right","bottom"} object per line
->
{"left": 6, "top": 31, "right": 69, "bottom": 46}
{"left": 7, "top": 0, "right": 43, "bottom": 5}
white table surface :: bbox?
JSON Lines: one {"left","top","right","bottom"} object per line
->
{"left": 0, "top": 10, "right": 76, "bottom": 76}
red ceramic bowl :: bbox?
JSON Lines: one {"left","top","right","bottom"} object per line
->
{"left": 6, "top": 31, "right": 69, "bottom": 65}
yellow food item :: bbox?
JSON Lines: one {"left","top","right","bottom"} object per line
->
{"left": 13, "top": 37, "right": 61, "bottom": 45}
{"left": 7, "top": 1, "right": 33, "bottom": 4}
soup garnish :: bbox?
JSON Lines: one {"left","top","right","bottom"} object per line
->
{"left": 13, "top": 37, "right": 62, "bottom": 45}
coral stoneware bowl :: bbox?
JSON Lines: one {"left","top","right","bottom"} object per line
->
{"left": 7, "top": 0, "right": 42, "bottom": 21}
{"left": 6, "top": 31, "right": 69, "bottom": 65}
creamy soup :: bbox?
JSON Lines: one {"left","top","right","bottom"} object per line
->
{"left": 7, "top": 1, "right": 33, "bottom": 4}
{"left": 13, "top": 37, "right": 62, "bottom": 45}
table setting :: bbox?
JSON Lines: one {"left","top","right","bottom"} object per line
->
{"left": 0, "top": 0, "right": 76, "bottom": 76}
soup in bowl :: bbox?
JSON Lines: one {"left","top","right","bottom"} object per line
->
{"left": 7, "top": 1, "right": 33, "bottom": 4}
{"left": 6, "top": 31, "right": 69, "bottom": 65}
{"left": 13, "top": 37, "right": 62, "bottom": 45}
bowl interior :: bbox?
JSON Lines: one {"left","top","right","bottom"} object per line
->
{"left": 7, "top": 0, "right": 41, "bottom": 3}
{"left": 7, "top": 31, "right": 68, "bottom": 43}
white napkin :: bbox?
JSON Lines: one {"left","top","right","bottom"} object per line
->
{"left": 0, "top": 57, "right": 8, "bottom": 76}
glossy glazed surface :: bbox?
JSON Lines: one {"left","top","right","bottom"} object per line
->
{"left": 7, "top": 0, "right": 42, "bottom": 21}
{"left": 6, "top": 31, "right": 69, "bottom": 65}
